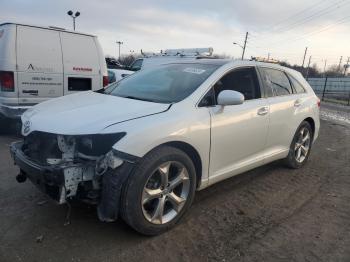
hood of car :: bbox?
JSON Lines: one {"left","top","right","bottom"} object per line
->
{"left": 21, "top": 91, "right": 170, "bottom": 135}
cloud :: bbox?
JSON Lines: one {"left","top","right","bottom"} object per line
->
{"left": 1, "top": 0, "right": 349, "bottom": 66}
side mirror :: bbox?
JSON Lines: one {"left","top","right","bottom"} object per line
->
{"left": 217, "top": 90, "right": 244, "bottom": 106}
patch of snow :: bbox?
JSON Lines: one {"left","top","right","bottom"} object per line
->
{"left": 320, "top": 109, "right": 350, "bottom": 125}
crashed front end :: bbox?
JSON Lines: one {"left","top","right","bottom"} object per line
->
{"left": 10, "top": 131, "right": 134, "bottom": 220}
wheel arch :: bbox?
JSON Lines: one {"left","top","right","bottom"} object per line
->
{"left": 155, "top": 141, "right": 203, "bottom": 189}
{"left": 303, "top": 117, "right": 315, "bottom": 135}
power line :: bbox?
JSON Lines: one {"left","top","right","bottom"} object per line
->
{"left": 271, "top": 0, "right": 348, "bottom": 34}
{"left": 248, "top": 0, "right": 331, "bottom": 37}
{"left": 255, "top": 14, "right": 350, "bottom": 48}
{"left": 251, "top": 0, "right": 349, "bottom": 45}
{"left": 271, "top": 0, "right": 331, "bottom": 27}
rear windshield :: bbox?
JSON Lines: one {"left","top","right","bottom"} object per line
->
{"left": 104, "top": 63, "right": 219, "bottom": 103}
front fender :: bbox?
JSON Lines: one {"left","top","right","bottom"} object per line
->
{"left": 101, "top": 105, "right": 211, "bottom": 186}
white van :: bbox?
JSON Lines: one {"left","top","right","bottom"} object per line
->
{"left": 0, "top": 23, "right": 108, "bottom": 121}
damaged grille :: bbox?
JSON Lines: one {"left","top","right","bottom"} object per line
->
{"left": 23, "top": 132, "right": 62, "bottom": 165}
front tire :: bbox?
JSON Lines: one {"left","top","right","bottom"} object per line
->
{"left": 284, "top": 121, "right": 313, "bottom": 169}
{"left": 121, "top": 146, "right": 196, "bottom": 235}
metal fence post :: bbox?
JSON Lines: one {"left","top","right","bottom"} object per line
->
{"left": 322, "top": 76, "right": 328, "bottom": 101}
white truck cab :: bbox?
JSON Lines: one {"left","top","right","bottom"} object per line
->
{"left": 0, "top": 23, "right": 108, "bottom": 120}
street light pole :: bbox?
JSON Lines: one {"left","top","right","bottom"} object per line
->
{"left": 242, "top": 32, "right": 248, "bottom": 60}
{"left": 233, "top": 32, "right": 249, "bottom": 60}
{"left": 116, "top": 41, "right": 123, "bottom": 60}
{"left": 67, "top": 10, "right": 80, "bottom": 31}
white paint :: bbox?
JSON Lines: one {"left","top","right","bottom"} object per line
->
{"left": 20, "top": 60, "right": 320, "bottom": 190}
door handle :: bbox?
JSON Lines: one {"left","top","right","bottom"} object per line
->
{"left": 294, "top": 99, "right": 302, "bottom": 107}
{"left": 257, "top": 106, "right": 269, "bottom": 116}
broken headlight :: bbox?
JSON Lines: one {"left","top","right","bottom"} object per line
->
{"left": 76, "top": 133, "right": 126, "bottom": 156}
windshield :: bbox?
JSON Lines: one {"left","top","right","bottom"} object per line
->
{"left": 104, "top": 63, "right": 219, "bottom": 103}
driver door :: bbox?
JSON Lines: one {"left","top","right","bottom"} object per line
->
{"left": 206, "top": 67, "right": 269, "bottom": 185}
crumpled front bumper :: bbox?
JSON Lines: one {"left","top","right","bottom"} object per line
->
{"left": 10, "top": 140, "right": 139, "bottom": 222}
{"left": 10, "top": 141, "right": 65, "bottom": 202}
{"left": 10, "top": 141, "right": 97, "bottom": 204}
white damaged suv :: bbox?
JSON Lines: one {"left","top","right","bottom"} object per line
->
{"left": 10, "top": 60, "right": 320, "bottom": 235}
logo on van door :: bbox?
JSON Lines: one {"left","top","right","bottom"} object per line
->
{"left": 27, "top": 64, "right": 54, "bottom": 72}
{"left": 73, "top": 67, "right": 93, "bottom": 72}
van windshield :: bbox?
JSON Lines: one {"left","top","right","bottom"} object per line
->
{"left": 104, "top": 63, "right": 219, "bottom": 103}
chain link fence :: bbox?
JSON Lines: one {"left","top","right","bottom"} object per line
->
{"left": 308, "top": 77, "right": 350, "bottom": 106}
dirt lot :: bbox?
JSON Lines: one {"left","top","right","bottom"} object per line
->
{"left": 1, "top": 107, "right": 349, "bottom": 262}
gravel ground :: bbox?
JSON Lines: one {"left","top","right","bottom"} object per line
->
{"left": 0, "top": 105, "right": 349, "bottom": 262}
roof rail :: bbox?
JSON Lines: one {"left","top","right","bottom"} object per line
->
{"left": 140, "top": 47, "right": 214, "bottom": 58}
{"left": 164, "top": 47, "right": 213, "bottom": 56}
{"left": 251, "top": 56, "right": 280, "bottom": 64}
{"left": 48, "top": 26, "right": 66, "bottom": 30}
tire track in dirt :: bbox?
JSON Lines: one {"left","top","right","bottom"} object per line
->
{"left": 0, "top": 120, "right": 349, "bottom": 262}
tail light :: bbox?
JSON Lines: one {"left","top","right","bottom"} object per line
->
{"left": 317, "top": 98, "right": 321, "bottom": 108}
{"left": 103, "top": 75, "right": 109, "bottom": 87}
{"left": 0, "top": 71, "right": 15, "bottom": 92}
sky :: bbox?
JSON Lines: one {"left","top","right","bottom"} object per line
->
{"left": 1, "top": 0, "right": 350, "bottom": 69}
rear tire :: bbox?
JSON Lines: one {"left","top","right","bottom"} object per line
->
{"left": 121, "top": 146, "right": 196, "bottom": 235}
{"left": 284, "top": 121, "right": 313, "bottom": 169}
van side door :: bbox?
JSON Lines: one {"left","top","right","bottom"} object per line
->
{"left": 16, "top": 25, "right": 63, "bottom": 105}
{"left": 60, "top": 32, "right": 100, "bottom": 95}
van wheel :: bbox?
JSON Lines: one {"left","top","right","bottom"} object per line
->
{"left": 284, "top": 121, "right": 313, "bottom": 169}
{"left": 121, "top": 146, "right": 196, "bottom": 235}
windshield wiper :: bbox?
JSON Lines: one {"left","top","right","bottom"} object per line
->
{"left": 123, "top": 96, "right": 156, "bottom": 103}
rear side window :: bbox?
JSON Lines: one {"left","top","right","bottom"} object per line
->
{"left": 68, "top": 77, "right": 92, "bottom": 91}
{"left": 289, "top": 75, "right": 306, "bottom": 94}
{"left": 260, "top": 68, "right": 293, "bottom": 96}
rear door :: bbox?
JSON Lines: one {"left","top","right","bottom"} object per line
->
{"left": 0, "top": 24, "right": 18, "bottom": 105}
{"left": 60, "top": 32, "right": 100, "bottom": 95}
{"left": 16, "top": 25, "right": 63, "bottom": 105}
{"left": 258, "top": 67, "right": 302, "bottom": 157}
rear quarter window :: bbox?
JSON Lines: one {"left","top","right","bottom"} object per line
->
{"left": 288, "top": 75, "right": 306, "bottom": 94}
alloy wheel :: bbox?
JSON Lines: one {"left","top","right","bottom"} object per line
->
{"left": 141, "top": 161, "right": 190, "bottom": 225}
{"left": 294, "top": 127, "right": 311, "bottom": 163}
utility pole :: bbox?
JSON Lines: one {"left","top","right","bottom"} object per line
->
{"left": 343, "top": 57, "right": 350, "bottom": 76}
{"left": 302, "top": 47, "right": 308, "bottom": 67}
{"left": 305, "top": 55, "right": 312, "bottom": 80}
{"left": 323, "top": 59, "right": 327, "bottom": 78}
{"left": 116, "top": 41, "right": 123, "bottom": 60}
{"left": 338, "top": 56, "right": 343, "bottom": 72}
{"left": 242, "top": 32, "right": 248, "bottom": 60}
